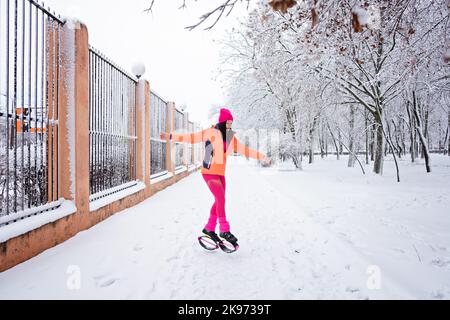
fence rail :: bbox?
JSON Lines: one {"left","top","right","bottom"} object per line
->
{"left": 0, "top": 0, "right": 62, "bottom": 223}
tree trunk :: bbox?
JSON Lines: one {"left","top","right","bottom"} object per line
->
{"left": 308, "top": 116, "right": 318, "bottom": 164}
{"left": 320, "top": 121, "right": 325, "bottom": 159}
{"left": 406, "top": 100, "right": 416, "bottom": 162}
{"left": 348, "top": 104, "right": 356, "bottom": 167}
{"left": 448, "top": 106, "right": 450, "bottom": 156}
{"left": 365, "top": 110, "right": 369, "bottom": 165}
{"left": 327, "top": 122, "right": 340, "bottom": 160}
{"left": 420, "top": 108, "right": 427, "bottom": 159}
{"left": 400, "top": 118, "right": 406, "bottom": 157}
{"left": 412, "top": 92, "right": 431, "bottom": 173}
{"left": 373, "top": 113, "right": 384, "bottom": 175}
{"left": 389, "top": 119, "right": 402, "bottom": 159}
{"left": 370, "top": 125, "right": 375, "bottom": 162}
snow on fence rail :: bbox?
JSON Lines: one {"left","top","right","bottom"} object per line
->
{"left": 0, "top": 0, "right": 62, "bottom": 221}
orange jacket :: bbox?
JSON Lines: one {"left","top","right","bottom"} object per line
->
{"left": 171, "top": 125, "right": 265, "bottom": 176}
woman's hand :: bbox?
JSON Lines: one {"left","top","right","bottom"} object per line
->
{"left": 261, "top": 156, "right": 272, "bottom": 167}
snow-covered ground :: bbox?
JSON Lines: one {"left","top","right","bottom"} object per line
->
{"left": 0, "top": 154, "right": 449, "bottom": 299}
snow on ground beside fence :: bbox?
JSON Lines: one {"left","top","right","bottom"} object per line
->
{"left": 0, "top": 155, "right": 449, "bottom": 299}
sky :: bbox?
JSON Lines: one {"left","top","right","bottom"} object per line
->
{"left": 41, "top": 0, "right": 251, "bottom": 127}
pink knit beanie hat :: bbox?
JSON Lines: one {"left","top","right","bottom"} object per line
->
{"left": 218, "top": 108, "right": 234, "bottom": 123}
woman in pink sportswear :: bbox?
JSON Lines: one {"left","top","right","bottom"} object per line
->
{"left": 161, "top": 108, "right": 271, "bottom": 246}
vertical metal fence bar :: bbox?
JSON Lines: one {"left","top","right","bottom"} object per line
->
{"left": 127, "top": 78, "right": 130, "bottom": 181}
{"left": 1, "top": 0, "right": 3, "bottom": 215}
{"left": 20, "top": 0, "right": 25, "bottom": 211}
{"left": 110, "top": 65, "right": 113, "bottom": 186}
{"left": 94, "top": 51, "right": 98, "bottom": 195}
{"left": 27, "top": 0, "right": 31, "bottom": 209}
{"left": 51, "top": 16, "right": 56, "bottom": 204}
{"left": 133, "top": 79, "right": 136, "bottom": 180}
{"left": 130, "top": 79, "right": 133, "bottom": 181}
{"left": 133, "top": 80, "right": 136, "bottom": 180}
{"left": 90, "top": 51, "right": 93, "bottom": 194}
{"left": 40, "top": 5, "right": 44, "bottom": 207}
{"left": 114, "top": 67, "right": 117, "bottom": 186}
{"left": 88, "top": 51, "right": 90, "bottom": 194}
{"left": 98, "top": 53, "right": 101, "bottom": 194}
{"left": 33, "top": 2, "right": 37, "bottom": 202}
{"left": 108, "top": 61, "right": 111, "bottom": 186}
{"left": 106, "top": 58, "right": 109, "bottom": 188}
{"left": 13, "top": 0, "right": 18, "bottom": 213}
{"left": 88, "top": 50, "right": 91, "bottom": 193}
{"left": 114, "top": 66, "right": 118, "bottom": 185}
{"left": 94, "top": 52, "right": 98, "bottom": 194}
{"left": 109, "top": 63, "right": 112, "bottom": 186}
{"left": 108, "top": 61, "right": 110, "bottom": 184}
{"left": 121, "top": 71, "right": 125, "bottom": 184}
{"left": 100, "top": 56, "right": 104, "bottom": 192}
{"left": 46, "top": 15, "right": 53, "bottom": 205}
{"left": 55, "top": 16, "right": 60, "bottom": 201}
{"left": 5, "top": 0, "right": 11, "bottom": 216}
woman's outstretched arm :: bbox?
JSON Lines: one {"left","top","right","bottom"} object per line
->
{"left": 160, "top": 129, "right": 207, "bottom": 144}
{"left": 232, "top": 136, "right": 266, "bottom": 161}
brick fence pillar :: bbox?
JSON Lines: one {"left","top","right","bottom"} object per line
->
{"left": 136, "top": 79, "right": 151, "bottom": 188}
{"left": 63, "top": 21, "right": 90, "bottom": 230}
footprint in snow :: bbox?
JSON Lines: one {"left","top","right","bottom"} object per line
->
{"left": 94, "top": 275, "right": 120, "bottom": 288}
{"left": 431, "top": 258, "right": 450, "bottom": 268}
{"left": 166, "top": 256, "right": 180, "bottom": 262}
{"left": 346, "top": 286, "right": 360, "bottom": 293}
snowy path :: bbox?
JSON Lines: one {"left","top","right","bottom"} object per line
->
{"left": 0, "top": 156, "right": 449, "bottom": 299}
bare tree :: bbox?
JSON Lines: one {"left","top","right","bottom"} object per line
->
{"left": 144, "top": 0, "right": 251, "bottom": 30}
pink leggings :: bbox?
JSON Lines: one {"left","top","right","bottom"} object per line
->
{"left": 202, "top": 173, "right": 230, "bottom": 233}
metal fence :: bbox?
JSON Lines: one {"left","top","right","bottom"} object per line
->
{"left": 150, "top": 91, "right": 167, "bottom": 178}
{"left": 0, "top": 0, "right": 63, "bottom": 224}
{"left": 174, "top": 108, "right": 184, "bottom": 169}
{"left": 89, "top": 47, "right": 138, "bottom": 200}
